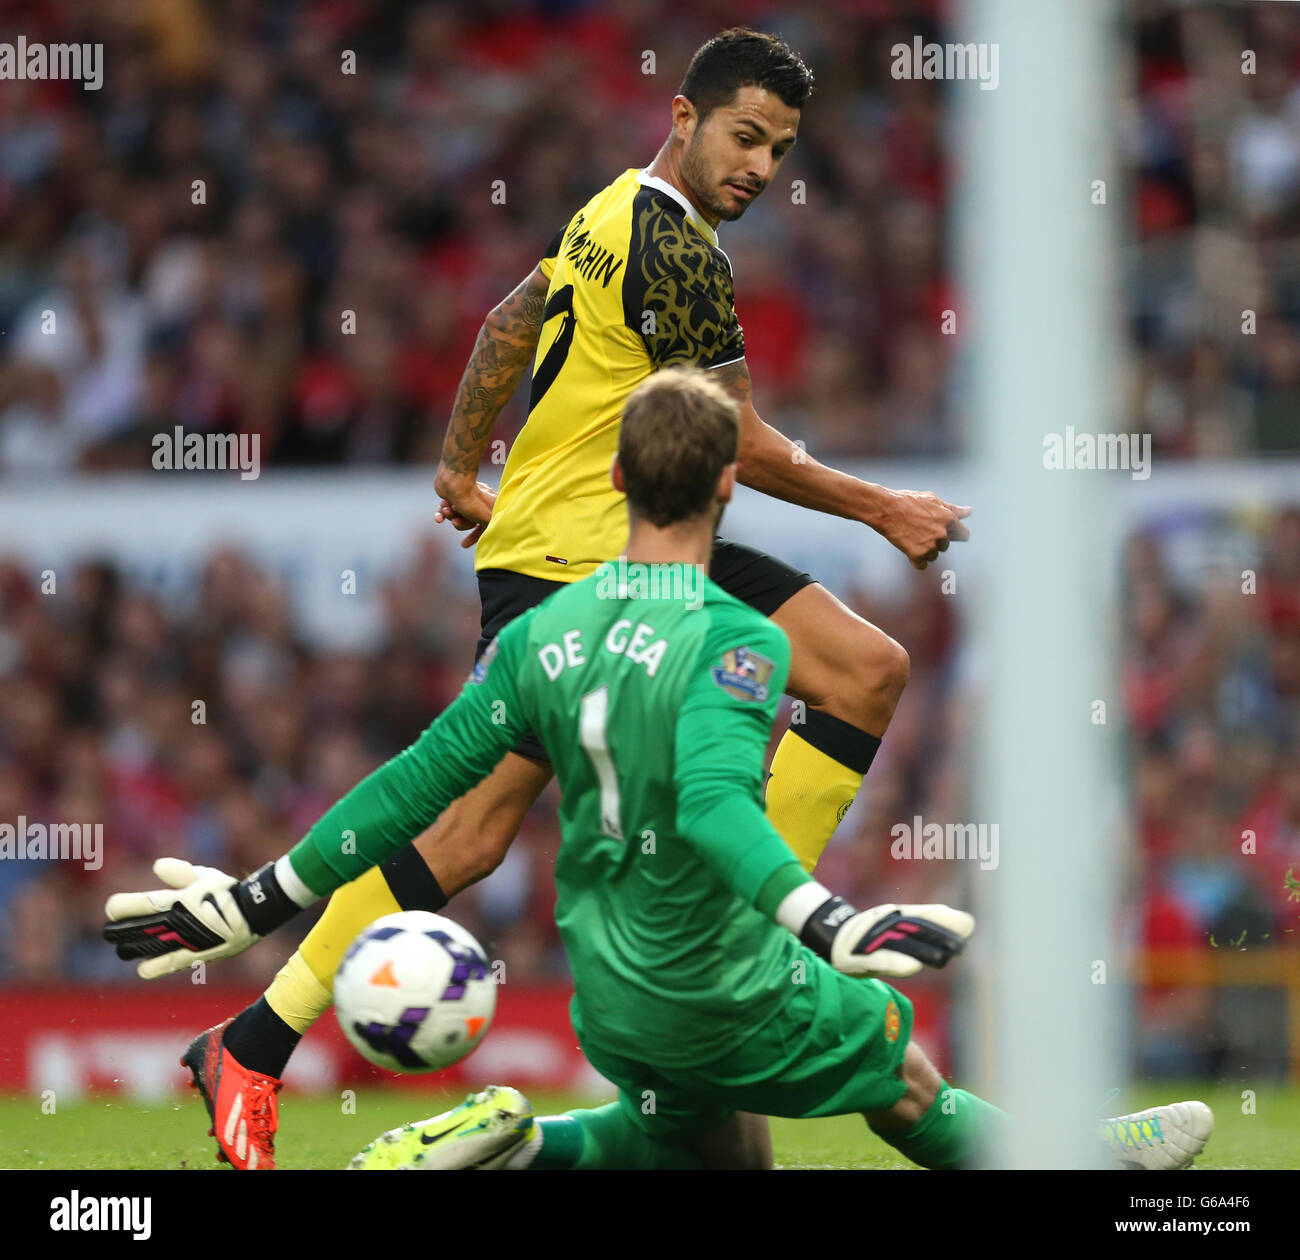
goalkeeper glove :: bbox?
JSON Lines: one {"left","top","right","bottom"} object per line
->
{"left": 103, "top": 857, "right": 305, "bottom": 979}
{"left": 779, "top": 885, "right": 974, "bottom": 978}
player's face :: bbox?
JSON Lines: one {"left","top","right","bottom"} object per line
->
{"left": 681, "top": 87, "right": 799, "bottom": 222}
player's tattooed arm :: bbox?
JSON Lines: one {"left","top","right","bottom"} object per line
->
{"left": 434, "top": 266, "right": 549, "bottom": 541}
{"left": 437, "top": 266, "right": 548, "bottom": 481}
{"left": 711, "top": 358, "right": 972, "bottom": 571}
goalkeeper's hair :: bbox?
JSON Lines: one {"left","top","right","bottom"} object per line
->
{"left": 679, "top": 27, "right": 814, "bottom": 121}
{"left": 619, "top": 367, "right": 739, "bottom": 527}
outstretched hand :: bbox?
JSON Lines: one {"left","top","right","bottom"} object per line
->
{"left": 879, "top": 490, "right": 972, "bottom": 570}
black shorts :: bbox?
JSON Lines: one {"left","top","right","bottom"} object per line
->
{"left": 475, "top": 538, "right": 815, "bottom": 762}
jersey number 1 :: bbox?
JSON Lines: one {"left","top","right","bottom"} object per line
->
{"left": 528, "top": 284, "right": 576, "bottom": 411}
{"left": 579, "top": 685, "right": 624, "bottom": 841}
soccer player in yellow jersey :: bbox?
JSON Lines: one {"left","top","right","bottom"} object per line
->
{"left": 148, "top": 27, "right": 971, "bottom": 1170}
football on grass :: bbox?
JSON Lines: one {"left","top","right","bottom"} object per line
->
{"left": 333, "top": 911, "right": 496, "bottom": 1073}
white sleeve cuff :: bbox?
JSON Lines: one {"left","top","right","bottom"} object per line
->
{"left": 775, "top": 881, "right": 833, "bottom": 936}
{"left": 274, "top": 853, "right": 319, "bottom": 909}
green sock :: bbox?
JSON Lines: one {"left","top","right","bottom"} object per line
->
{"left": 533, "top": 1104, "right": 703, "bottom": 1170}
{"left": 869, "top": 1085, "right": 1004, "bottom": 1169}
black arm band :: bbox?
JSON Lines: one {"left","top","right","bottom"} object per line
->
{"left": 798, "top": 896, "right": 858, "bottom": 960}
{"left": 232, "top": 862, "right": 301, "bottom": 937}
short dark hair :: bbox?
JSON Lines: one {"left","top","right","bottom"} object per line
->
{"left": 678, "top": 27, "right": 814, "bottom": 122}
{"left": 619, "top": 368, "right": 739, "bottom": 527}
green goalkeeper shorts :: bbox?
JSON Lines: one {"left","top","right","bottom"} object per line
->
{"left": 573, "top": 965, "right": 914, "bottom": 1144}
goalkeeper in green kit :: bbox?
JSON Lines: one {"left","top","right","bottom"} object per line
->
{"left": 104, "top": 368, "right": 1212, "bottom": 1171}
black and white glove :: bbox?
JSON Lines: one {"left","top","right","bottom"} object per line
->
{"left": 779, "top": 885, "right": 974, "bottom": 978}
{"left": 103, "top": 857, "right": 305, "bottom": 979}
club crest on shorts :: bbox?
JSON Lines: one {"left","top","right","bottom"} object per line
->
{"left": 470, "top": 638, "right": 499, "bottom": 684}
{"left": 711, "top": 645, "right": 774, "bottom": 702}
{"left": 885, "top": 999, "right": 901, "bottom": 1043}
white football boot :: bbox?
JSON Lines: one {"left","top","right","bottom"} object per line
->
{"left": 1101, "top": 1100, "right": 1214, "bottom": 1169}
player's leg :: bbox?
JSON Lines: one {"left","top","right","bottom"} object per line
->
{"left": 709, "top": 540, "right": 906, "bottom": 873}
{"left": 865, "top": 1039, "right": 945, "bottom": 1127}
{"left": 523, "top": 1105, "right": 770, "bottom": 1170}
{"left": 351, "top": 1057, "right": 1212, "bottom": 1171}
{"left": 359, "top": 1033, "right": 770, "bottom": 1171}
{"left": 409, "top": 751, "right": 553, "bottom": 888}
{"left": 863, "top": 1041, "right": 1003, "bottom": 1170}
{"left": 524, "top": 978, "right": 982, "bottom": 1171}
{"left": 689, "top": 1111, "right": 772, "bottom": 1170}
{"left": 766, "top": 582, "right": 907, "bottom": 871}
{"left": 787, "top": 969, "right": 1004, "bottom": 1170}
{"left": 866, "top": 1042, "right": 1215, "bottom": 1169}
{"left": 579, "top": 958, "right": 1002, "bottom": 1172}
{"left": 861, "top": 1031, "right": 1214, "bottom": 1170}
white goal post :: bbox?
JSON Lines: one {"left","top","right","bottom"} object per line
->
{"left": 960, "top": 0, "right": 1123, "bottom": 1167}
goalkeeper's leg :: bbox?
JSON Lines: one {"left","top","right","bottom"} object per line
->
{"left": 864, "top": 1043, "right": 1214, "bottom": 1170}
{"left": 520, "top": 1107, "right": 770, "bottom": 1170}
{"left": 530, "top": 1062, "right": 998, "bottom": 1172}
{"left": 531, "top": 1045, "right": 1001, "bottom": 1171}
{"left": 354, "top": 1047, "right": 995, "bottom": 1171}
{"left": 864, "top": 1042, "right": 1004, "bottom": 1170}
{"left": 350, "top": 1090, "right": 771, "bottom": 1170}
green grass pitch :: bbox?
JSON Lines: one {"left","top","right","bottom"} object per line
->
{"left": 3, "top": 1082, "right": 1298, "bottom": 1169}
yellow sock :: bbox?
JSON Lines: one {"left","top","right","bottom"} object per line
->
{"left": 266, "top": 866, "right": 402, "bottom": 1033}
{"left": 765, "top": 718, "right": 877, "bottom": 872}
{"left": 265, "top": 951, "right": 335, "bottom": 1036}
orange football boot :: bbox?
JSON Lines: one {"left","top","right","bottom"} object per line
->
{"left": 181, "top": 1019, "right": 283, "bottom": 1170}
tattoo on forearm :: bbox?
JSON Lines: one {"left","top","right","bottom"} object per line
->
{"left": 441, "top": 272, "right": 548, "bottom": 475}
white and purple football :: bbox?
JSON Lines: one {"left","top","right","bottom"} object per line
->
{"left": 333, "top": 911, "right": 496, "bottom": 1073}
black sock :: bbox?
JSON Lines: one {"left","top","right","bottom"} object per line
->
{"left": 223, "top": 997, "right": 302, "bottom": 1079}
{"left": 802, "top": 708, "right": 882, "bottom": 774}
{"left": 379, "top": 845, "right": 450, "bottom": 912}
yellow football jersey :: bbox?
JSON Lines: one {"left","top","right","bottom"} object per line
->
{"left": 474, "top": 167, "right": 746, "bottom": 580}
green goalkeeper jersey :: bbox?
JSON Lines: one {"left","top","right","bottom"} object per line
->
{"left": 287, "top": 560, "right": 814, "bottom": 1068}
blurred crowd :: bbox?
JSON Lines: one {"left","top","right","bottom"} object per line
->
{"left": 0, "top": 539, "right": 539, "bottom": 984}
{"left": 0, "top": 0, "right": 956, "bottom": 475}
{"left": 1131, "top": 2, "right": 1300, "bottom": 454}
{"left": 1125, "top": 507, "right": 1300, "bottom": 1075}
{"left": 5, "top": 0, "right": 1297, "bottom": 474}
